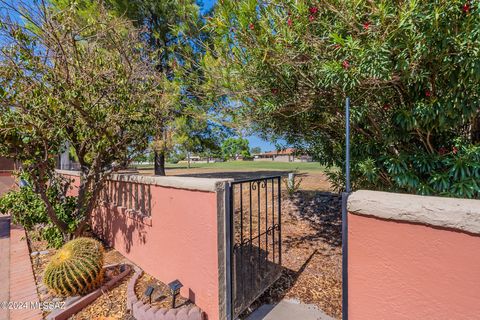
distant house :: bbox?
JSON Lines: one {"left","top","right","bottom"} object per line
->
{"left": 254, "top": 148, "right": 312, "bottom": 162}
{"left": 180, "top": 155, "right": 224, "bottom": 164}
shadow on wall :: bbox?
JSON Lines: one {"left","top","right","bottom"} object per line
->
{"left": 92, "top": 181, "right": 152, "bottom": 254}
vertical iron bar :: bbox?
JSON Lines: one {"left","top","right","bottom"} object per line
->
{"left": 272, "top": 179, "right": 275, "bottom": 264}
{"left": 231, "top": 184, "right": 235, "bottom": 318}
{"left": 346, "top": 96, "right": 351, "bottom": 193}
{"left": 265, "top": 179, "right": 268, "bottom": 270}
{"left": 277, "top": 177, "right": 282, "bottom": 266}
{"left": 257, "top": 180, "right": 261, "bottom": 281}
{"left": 342, "top": 97, "right": 351, "bottom": 320}
{"left": 249, "top": 181, "right": 253, "bottom": 298}
{"left": 227, "top": 183, "right": 234, "bottom": 320}
{"left": 240, "top": 183, "right": 244, "bottom": 307}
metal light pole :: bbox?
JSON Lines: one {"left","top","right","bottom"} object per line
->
{"left": 342, "top": 97, "right": 351, "bottom": 320}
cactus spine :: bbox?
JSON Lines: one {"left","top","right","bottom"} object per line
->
{"left": 43, "top": 237, "right": 105, "bottom": 296}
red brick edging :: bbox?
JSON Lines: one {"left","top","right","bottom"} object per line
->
{"left": 9, "top": 224, "right": 43, "bottom": 320}
{"left": 127, "top": 267, "right": 204, "bottom": 320}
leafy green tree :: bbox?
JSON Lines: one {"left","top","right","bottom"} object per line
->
{"left": 106, "top": 0, "right": 221, "bottom": 176}
{"left": 221, "top": 137, "right": 251, "bottom": 159}
{"left": 251, "top": 147, "right": 262, "bottom": 154}
{"left": 205, "top": 0, "right": 480, "bottom": 198}
{"left": 0, "top": 1, "right": 167, "bottom": 239}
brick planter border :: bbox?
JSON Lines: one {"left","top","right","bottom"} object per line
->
{"left": 47, "top": 263, "right": 132, "bottom": 320}
{"left": 127, "top": 267, "right": 204, "bottom": 320}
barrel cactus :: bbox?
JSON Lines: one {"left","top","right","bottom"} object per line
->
{"left": 43, "top": 237, "right": 105, "bottom": 296}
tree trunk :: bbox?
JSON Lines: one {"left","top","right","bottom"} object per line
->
{"left": 187, "top": 152, "right": 191, "bottom": 169}
{"left": 154, "top": 151, "right": 166, "bottom": 176}
{"left": 472, "top": 114, "right": 480, "bottom": 144}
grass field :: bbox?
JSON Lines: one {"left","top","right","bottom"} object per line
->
{"left": 136, "top": 160, "right": 326, "bottom": 172}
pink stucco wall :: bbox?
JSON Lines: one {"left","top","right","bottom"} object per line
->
{"left": 61, "top": 173, "right": 223, "bottom": 320}
{"left": 348, "top": 213, "right": 480, "bottom": 320}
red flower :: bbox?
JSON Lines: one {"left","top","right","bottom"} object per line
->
{"left": 333, "top": 44, "right": 341, "bottom": 49}
{"left": 452, "top": 146, "right": 458, "bottom": 154}
{"left": 438, "top": 147, "right": 447, "bottom": 155}
{"left": 383, "top": 104, "right": 391, "bottom": 111}
{"left": 249, "top": 23, "right": 255, "bottom": 30}
{"left": 463, "top": 3, "right": 471, "bottom": 13}
{"left": 309, "top": 7, "right": 318, "bottom": 14}
{"left": 342, "top": 60, "right": 350, "bottom": 69}
{"left": 425, "top": 90, "right": 432, "bottom": 97}
{"left": 271, "top": 88, "right": 279, "bottom": 95}
{"left": 363, "top": 22, "right": 371, "bottom": 30}
{"left": 287, "top": 18, "right": 293, "bottom": 26}
{"left": 309, "top": 15, "right": 315, "bottom": 22}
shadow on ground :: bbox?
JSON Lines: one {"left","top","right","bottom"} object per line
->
{"left": 284, "top": 191, "right": 342, "bottom": 247}
{"left": 240, "top": 251, "right": 318, "bottom": 319}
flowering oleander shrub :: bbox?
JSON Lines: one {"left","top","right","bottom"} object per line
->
{"left": 205, "top": 0, "right": 480, "bottom": 198}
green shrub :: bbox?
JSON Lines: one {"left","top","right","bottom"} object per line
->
{"left": 43, "top": 237, "right": 105, "bottom": 296}
{"left": 206, "top": 0, "right": 480, "bottom": 198}
{"left": 0, "top": 185, "right": 47, "bottom": 229}
{"left": 0, "top": 173, "right": 77, "bottom": 248}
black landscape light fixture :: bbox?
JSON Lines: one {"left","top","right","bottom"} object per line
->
{"left": 144, "top": 285, "right": 155, "bottom": 304}
{"left": 168, "top": 279, "right": 183, "bottom": 308}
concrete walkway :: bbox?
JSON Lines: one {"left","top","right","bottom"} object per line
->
{"left": 0, "top": 216, "right": 11, "bottom": 320}
{"left": 0, "top": 176, "right": 13, "bottom": 320}
{"left": 1, "top": 175, "right": 42, "bottom": 320}
{"left": 247, "top": 299, "right": 335, "bottom": 320}
{"left": 9, "top": 223, "right": 43, "bottom": 320}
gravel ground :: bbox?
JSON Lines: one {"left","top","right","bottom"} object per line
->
{"left": 243, "top": 191, "right": 342, "bottom": 319}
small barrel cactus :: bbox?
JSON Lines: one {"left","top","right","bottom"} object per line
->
{"left": 43, "top": 237, "right": 105, "bottom": 296}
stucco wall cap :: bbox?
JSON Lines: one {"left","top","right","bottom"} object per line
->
{"left": 348, "top": 190, "right": 480, "bottom": 235}
{"left": 55, "top": 169, "right": 232, "bottom": 192}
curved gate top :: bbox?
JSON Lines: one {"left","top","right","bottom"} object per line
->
{"left": 228, "top": 176, "right": 282, "bottom": 318}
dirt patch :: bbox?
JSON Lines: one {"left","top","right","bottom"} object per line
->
{"left": 242, "top": 191, "right": 342, "bottom": 319}
{"left": 69, "top": 274, "right": 133, "bottom": 320}
{"left": 135, "top": 273, "right": 193, "bottom": 310}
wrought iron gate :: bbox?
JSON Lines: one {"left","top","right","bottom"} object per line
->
{"left": 228, "top": 176, "right": 282, "bottom": 318}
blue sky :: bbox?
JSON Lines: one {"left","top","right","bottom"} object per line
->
{"left": 200, "top": 0, "right": 217, "bottom": 14}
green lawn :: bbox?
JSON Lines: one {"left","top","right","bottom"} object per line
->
{"left": 136, "top": 161, "right": 326, "bottom": 172}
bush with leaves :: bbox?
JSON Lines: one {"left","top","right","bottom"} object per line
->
{"left": 205, "top": 0, "right": 480, "bottom": 198}
{"left": 0, "top": 173, "right": 77, "bottom": 248}
{"left": 0, "top": 1, "right": 168, "bottom": 242}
